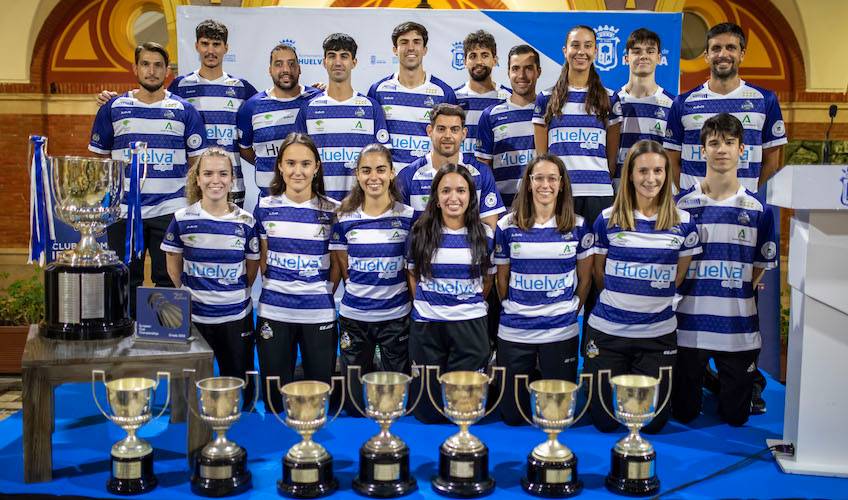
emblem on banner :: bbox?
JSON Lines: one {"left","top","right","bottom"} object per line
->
{"left": 451, "top": 41, "right": 465, "bottom": 70}
{"left": 279, "top": 38, "right": 297, "bottom": 48}
{"left": 594, "top": 25, "right": 621, "bottom": 71}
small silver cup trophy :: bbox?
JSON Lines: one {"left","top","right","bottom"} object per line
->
{"left": 347, "top": 367, "right": 425, "bottom": 497}
{"left": 599, "top": 368, "right": 672, "bottom": 496}
{"left": 514, "top": 374, "right": 592, "bottom": 497}
{"left": 184, "top": 369, "right": 259, "bottom": 497}
{"left": 92, "top": 370, "right": 170, "bottom": 494}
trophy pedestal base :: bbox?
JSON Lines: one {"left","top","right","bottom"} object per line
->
{"left": 605, "top": 449, "right": 659, "bottom": 496}
{"left": 191, "top": 448, "right": 251, "bottom": 497}
{"left": 431, "top": 445, "right": 495, "bottom": 498}
{"left": 279, "top": 454, "right": 338, "bottom": 498}
{"left": 522, "top": 453, "right": 582, "bottom": 497}
{"left": 353, "top": 445, "right": 418, "bottom": 498}
{"left": 107, "top": 452, "right": 156, "bottom": 495}
{"left": 42, "top": 263, "right": 133, "bottom": 341}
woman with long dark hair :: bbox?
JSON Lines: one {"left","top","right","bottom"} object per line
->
{"left": 407, "top": 163, "right": 495, "bottom": 424}
{"left": 253, "top": 132, "right": 340, "bottom": 411}
{"left": 494, "top": 154, "right": 594, "bottom": 425}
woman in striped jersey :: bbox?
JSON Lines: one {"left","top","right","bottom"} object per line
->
{"left": 331, "top": 143, "right": 414, "bottom": 414}
{"left": 494, "top": 154, "right": 594, "bottom": 426}
{"left": 162, "top": 147, "right": 260, "bottom": 406}
{"left": 406, "top": 163, "right": 495, "bottom": 424}
{"left": 253, "top": 133, "right": 341, "bottom": 412}
{"left": 583, "top": 140, "right": 701, "bottom": 433}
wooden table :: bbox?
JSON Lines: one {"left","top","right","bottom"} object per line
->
{"left": 21, "top": 325, "right": 214, "bottom": 483}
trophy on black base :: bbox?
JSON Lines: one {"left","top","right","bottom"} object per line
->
{"left": 347, "top": 367, "right": 425, "bottom": 497}
{"left": 599, "top": 368, "right": 671, "bottom": 496}
{"left": 40, "top": 149, "right": 136, "bottom": 340}
{"left": 426, "top": 367, "right": 505, "bottom": 498}
{"left": 185, "top": 370, "right": 259, "bottom": 497}
{"left": 267, "top": 377, "right": 345, "bottom": 498}
{"left": 92, "top": 370, "right": 170, "bottom": 495}
{"left": 514, "top": 375, "right": 592, "bottom": 497}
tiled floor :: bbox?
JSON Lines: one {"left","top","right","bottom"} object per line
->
{"left": 0, "top": 377, "right": 22, "bottom": 421}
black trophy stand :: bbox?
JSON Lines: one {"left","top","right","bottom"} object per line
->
{"left": 353, "top": 444, "right": 418, "bottom": 498}
{"left": 522, "top": 452, "right": 583, "bottom": 497}
{"left": 431, "top": 445, "right": 495, "bottom": 498}
{"left": 605, "top": 449, "right": 659, "bottom": 496}
{"left": 107, "top": 451, "right": 157, "bottom": 495}
{"left": 278, "top": 454, "right": 338, "bottom": 498}
{"left": 191, "top": 446, "right": 252, "bottom": 497}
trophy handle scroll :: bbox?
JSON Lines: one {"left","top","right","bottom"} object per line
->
{"left": 264, "top": 375, "right": 346, "bottom": 424}
{"left": 91, "top": 370, "right": 171, "bottom": 422}
{"left": 513, "top": 373, "right": 594, "bottom": 426}
{"left": 423, "top": 365, "right": 506, "bottom": 419}
{"left": 596, "top": 366, "right": 673, "bottom": 422}
{"left": 328, "top": 375, "right": 346, "bottom": 423}
{"left": 181, "top": 368, "right": 260, "bottom": 421}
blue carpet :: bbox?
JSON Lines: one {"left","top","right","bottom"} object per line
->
{"left": 0, "top": 374, "right": 845, "bottom": 499}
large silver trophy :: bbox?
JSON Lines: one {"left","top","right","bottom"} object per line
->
{"left": 42, "top": 154, "right": 133, "bottom": 339}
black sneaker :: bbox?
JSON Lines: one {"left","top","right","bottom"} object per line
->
{"left": 750, "top": 383, "right": 767, "bottom": 415}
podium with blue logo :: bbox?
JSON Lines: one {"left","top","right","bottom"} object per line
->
{"left": 766, "top": 164, "right": 848, "bottom": 477}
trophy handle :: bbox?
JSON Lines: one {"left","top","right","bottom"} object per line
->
{"left": 91, "top": 369, "right": 117, "bottom": 425}
{"left": 404, "top": 364, "right": 427, "bottom": 416}
{"left": 244, "top": 370, "right": 260, "bottom": 413}
{"left": 596, "top": 369, "right": 617, "bottom": 421}
{"left": 152, "top": 371, "right": 171, "bottom": 421}
{"left": 181, "top": 368, "right": 203, "bottom": 422}
{"left": 483, "top": 365, "right": 506, "bottom": 418}
{"left": 513, "top": 374, "right": 533, "bottom": 425}
{"left": 328, "top": 375, "right": 346, "bottom": 423}
{"left": 345, "top": 365, "right": 366, "bottom": 417}
{"left": 264, "top": 376, "right": 288, "bottom": 426}
{"left": 424, "top": 365, "right": 448, "bottom": 419}
{"left": 573, "top": 372, "right": 594, "bottom": 424}
{"left": 655, "top": 365, "right": 673, "bottom": 417}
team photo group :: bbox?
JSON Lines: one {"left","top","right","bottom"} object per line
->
{"left": 88, "top": 14, "right": 787, "bottom": 447}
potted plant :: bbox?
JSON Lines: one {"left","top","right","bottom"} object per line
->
{"left": 0, "top": 271, "right": 44, "bottom": 374}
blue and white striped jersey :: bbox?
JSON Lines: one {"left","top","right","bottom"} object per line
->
{"left": 495, "top": 214, "right": 593, "bottom": 343}
{"left": 330, "top": 202, "right": 413, "bottom": 322}
{"left": 663, "top": 80, "right": 787, "bottom": 191}
{"left": 395, "top": 154, "right": 506, "bottom": 222}
{"left": 532, "top": 87, "right": 622, "bottom": 197}
{"left": 295, "top": 92, "right": 390, "bottom": 202}
{"left": 676, "top": 184, "right": 777, "bottom": 351}
{"left": 169, "top": 71, "right": 257, "bottom": 197}
{"left": 454, "top": 82, "right": 511, "bottom": 163}
{"left": 614, "top": 86, "right": 674, "bottom": 182}
{"left": 89, "top": 91, "right": 207, "bottom": 219}
{"left": 407, "top": 225, "right": 495, "bottom": 322}
{"left": 254, "top": 194, "right": 340, "bottom": 323}
{"left": 588, "top": 207, "right": 701, "bottom": 338}
{"left": 161, "top": 202, "right": 259, "bottom": 324}
{"left": 367, "top": 73, "right": 457, "bottom": 171}
{"left": 236, "top": 86, "right": 321, "bottom": 195}
{"left": 475, "top": 100, "right": 536, "bottom": 207}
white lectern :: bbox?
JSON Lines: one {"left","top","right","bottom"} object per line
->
{"left": 765, "top": 164, "right": 848, "bottom": 477}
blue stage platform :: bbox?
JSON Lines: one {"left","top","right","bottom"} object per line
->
{"left": 0, "top": 375, "right": 844, "bottom": 499}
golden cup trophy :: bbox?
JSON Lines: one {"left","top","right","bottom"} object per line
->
{"left": 184, "top": 370, "right": 259, "bottom": 497}
{"left": 347, "top": 367, "right": 425, "bottom": 497}
{"left": 425, "top": 367, "right": 505, "bottom": 498}
{"left": 267, "top": 377, "right": 345, "bottom": 498}
{"left": 91, "top": 370, "right": 170, "bottom": 494}
{"left": 599, "top": 368, "right": 672, "bottom": 496}
{"left": 514, "top": 375, "right": 592, "bottom": 497}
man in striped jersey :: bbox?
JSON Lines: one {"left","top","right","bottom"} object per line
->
{"left": 237, "top": 44, "right": 321, "bottom": 196}
{"left": 89, "top": 42, "right": 207, "bottom": 316}
{"left": 98, "top": 20, "right": 257, "bottom": 206}
{"left": 295, "top": 33, "right": 390, "bottom": 202}
{"left": 476, "top": 44, "right": 541, "bottom": 208}
{"left": 663, "top": 22, "right": 787, "bottom": 192}
{"left": 673, "top": 113, "right": 777, "bottom": 426}
{"left": 613, "top": 28, "right": 675, "bottom": 190}
{"left": 454, "top": 30, "right": 511, "bottom": 164}
{"left": 368, "top": 21, "right": 457, "bottom": 171}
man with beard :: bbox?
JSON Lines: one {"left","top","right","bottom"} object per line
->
{"left": 89, "top": 42, "right": 207, "bottom": 316}
{"left": 454, "top": 30, "right": 511, "bottom": 164}
{"left": 664, "top": 22, "right": 787, "bottom": 192}
{"left": 97, "top": 20, "right": 256, "bottom": 206}
{"left": 368, "top": 22, "right": 457, "bottom": 172}
{"left": 476, "top": 44, "right": 541, "bottom": 208}
{"left": 237, "top": 43, "right": 321, "bottom": 196}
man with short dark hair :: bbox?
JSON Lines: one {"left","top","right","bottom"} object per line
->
{"left": 454, "top": 30, "right": 511, "bottom": 163}
{"left": 89, "top": 42, "right": 207, "bottom": 316}
{"left": 369, "top": 22, "right": 457, "bottom": 172}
